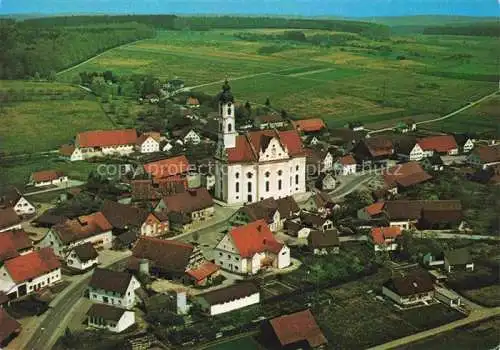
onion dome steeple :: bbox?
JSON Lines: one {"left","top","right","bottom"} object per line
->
{"left": 219, "top": 79, "right": 234, "bottom": 104}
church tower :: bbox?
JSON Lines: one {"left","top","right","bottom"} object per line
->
{"left": 217, "top": 80, "right": 237, "bottom": 150}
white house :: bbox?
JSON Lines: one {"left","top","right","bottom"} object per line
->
{"left": 140, "top": 212, "right": 169, "bottom": 237}
{"left": 182, "top": 129, "right": 201, "bottom": 145}
{"left": 195, "top": 282, "right": 260, "bottom": 316}
{"left": 417, "top": 135, "right": 459, "bottom": 157}
{"left": 87, "top": 304, "right": 135, "bottom": 333}
{"left": 334, "top": 155, "right": 357, "bottom": 176}
{"left": 213, "top": 81, "right": 306, "bottom": 205}
{"left": 444, "top": 249, "right": 474, "bottom": 273}
{"left": 38, "top": 212, "right": 113, "bottom": 257}
{"left": 0, "top": 248, "right": 61, "bottom": 299}
{"left": 0, "top": 187, "right": 36, "bottom": 217}
{"left": 136, "top": 134, "right": 160, "bottom": 154}
{"left": 371, "top": 226, "right": 402, "bottom": 252}
{"left": 66, "top": 242, "right": 99, "bottom": 271}
{"left": 30, "top": 170, "right": 68, "bottom": 188}
{"left": 397, "top": 142, "right": 424, "bottom": 162}
{"left": 215, "top": 220, "right": 290, "bottom": 275}
{"left": 74, "top": 129, "right": 138, "bottom": 159}
{"left": 162, "top": 141, "right": 174, "bottom": 152}
{"left": 382, "top": 272, "right": 435, "bottom": 306}
{"left": 88, "top": 268, "right": 141, "bottom": 309}
{"left": 59, "top": 144, "right": 84, "bottom": 162}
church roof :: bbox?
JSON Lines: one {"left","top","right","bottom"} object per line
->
{"left": 226, "top": 129, "right": 304, "bottom": 163}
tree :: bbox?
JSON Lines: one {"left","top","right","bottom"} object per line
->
{"left": 47, "top": 70, "right": 57, "bottom": 82}
{"left": 103, "top": 70, "right": 114, "bottom": 82}
{"left": 33, "top": 71, "right": 41, "bottom": 81}
{"left": 265, "top": 97, "right": 271, "bottom": 107}
{"left": 91, "top": 76, "right": 107, "bottom": 96}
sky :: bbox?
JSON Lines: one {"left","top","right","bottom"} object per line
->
{"left": 0, "top": 0, "right": 498, "bottom": 17}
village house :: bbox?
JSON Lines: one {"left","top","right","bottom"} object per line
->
{"left": 292, "top": 118, "right": 326, "bottom": 134}
{"left": 130, "top": 178, "right": 187, "bottom": 203}
{"left": 315, "top": 173, "right": 337, "bottom": 191}
{"left": 59, "top": 144, "right": 83, "bottom": 161}
{"left": 453, "top": 134, "right": 474, "bottom": 153}
{"left": 467, "top": 144, "right": 500, "bottom": 169}
{"left": 172, "top": 128, "right": 202, "bottom": 145}
{"left": 381, "top": 200, "right": 462, "bottom": 230}
{"left": 101, "top": 200, "right": 148, "bottom": 235}
{"left": 29, "top": 170, "right": 68, "bottom": 188}
{"left": 38, "top": 212, "right": 113, "bottom": 257}
{"left": 135, "top": 134, "right": 160, "bottom": 153}
{"left": 0, "top": 208, "right": 22, "bottom": 233}
{"left": 214, "top": 220, "right": 290, "bottom": 275}
{"left": 394, "top": 119, "right": 416, "bottom": 133}
{"left": 284, "top": 220, "right": 312, "bottom": 239}
{"left": 86, "top": 303, "right": 135, "bottom": 333}
{"left": 66, "top": 242, "right": 99, "bottom": 271}
{"left": 353, "top": 137, "right": 394, "bottom": 167}
{"left": 395, "top": 138, "right": 424, "bottom": 161}
{"left": 417, "top": 135, "right": 459, "bottom": 157}
{"left": 444, "top": 248, "right": 474, "bottom": 273}
{"left": 300, "top": 212, "right": 334, "bottom": 231}
{"left": 0, "top": 308, "right": 21, "bottom": 347}
{"left": 382, "top": 271, "right": 435, "bottom": 306}
{"left": 154, "top": 188, "right": 214, "bottom": 233}
{"left": 88, "top": 268, "right": 141, "bottom": 309}
{"left": 357, "top": 202, "right": 386, "bottom": 221}
{"left": 308, "top": 229, "right": 340, "bottom": 255}
{"left": 334, "top": 154, "right": 357, "bottom": 175}
{"left": 194, "top": 282, "right": 260, "bottom": 316}
{"left": 262, "top": 309, "right": 328, "bottom": 349}
{"left": 0, "top": 187, "right": 36, "bottom": 217}
{"left": 328, "top": 128, "right": 366, "bottom": 151}
{"left": 307, "top": 149, "right": 334, "bottom": 173}
{"left": 143, "top": 155, "right": 190, "bottom": 180}
{"left": 129, "top": 237, "right": 219, "bottom": 286}
{"left": 140, "top": 211, "right": 169, "bottom": 237}
{"left": 186, "top": 96, "right": 200, "bottom": 108}
{"left": 231, "top": 196, "right": 300, "bottom": 232}
{"left": 0, "top": 248, "right": 61, "bottom": 300}
{"left": 382, "top": 162, "right": 432, "bottom": 194}
{"left": 370, "top": 226, "right": 403, "bottom": 252}
{"left": 347, "top": 121, "right": 364, "bottom": 132}
{"left": 305, "top": 135, "right": 321, "bottom": 146}
{"left": 213, "top": 82, "right": 307, "bottom": 205}
{"left": 0, "top": 229, "right": 33, "bottom": 263}
{"left": 74, "top": 129, "right": 138, "bottom": 159}
{"left": 301, "top": 191, "right": 338, "bottom": 216}
{"left": 255, "top": 114, "right": 288, "bottom": 130}
{"left": 166, "top": 79, "right": 184, "bottom": 90}
{"left": 434, "top": 286, "right": 461, "bottom": 307}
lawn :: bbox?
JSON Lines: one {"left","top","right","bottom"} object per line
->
{"left": 55, "top": 29, "right": 497, "bottom": 128}
{"left": 0, "top": 156, "right": 97, "bottom": 190}
{"left": 205, "top": 335, "right": 265, "bottom": 350}
{"left": 0, "top": 98, "right": 113, "bottom": 154}
{"left": 396, "top": 316, "right": 500, "bottom": 350}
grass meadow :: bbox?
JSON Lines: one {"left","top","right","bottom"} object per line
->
{"left": 57, "top": 30, "right": 497, "bottom": 128}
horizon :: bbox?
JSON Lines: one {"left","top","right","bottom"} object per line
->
{"left": 1, "top": 0, "right": 498, "bottom": 17}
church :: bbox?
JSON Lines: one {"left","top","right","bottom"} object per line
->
{"left": 214, "top": 81, "right": 307, "bottom": 205}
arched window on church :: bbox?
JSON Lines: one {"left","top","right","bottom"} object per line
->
{"left": 278, "top": 179, "right": 282, "bottom": 190}
{"left": 228, "top": 123, "right": 232, "bottom": 132}
{"left": 265, "top": 181, "right": 270, "bottom": 192}
{"left": 295, "top": 174, "right": 299, "bottom": 185}
{"left": 236, "top": 182, "right": 239, "bottom": 193}
{"left": 247, "top": 182, "right": 252, "bottom": 192}
{"left": 227, "top": 107, "right": 232, "bottom": 115}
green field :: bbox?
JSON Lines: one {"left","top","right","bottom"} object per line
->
{"left": 205, "top": 335, "right": 265, "bottom": 350}
{"left": 57, "top": 30, "right": 497, "bottom": 127}
{"left": 0, "top": 81, "right": 113, "bottom": 154}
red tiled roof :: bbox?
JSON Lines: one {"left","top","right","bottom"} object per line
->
{"left": 417, "top": 135, "right": 458, "bottom": 153}
{"left": 474, "top": 145, "right": 500, "bottom": 163}
{"left": 76, "top": 129, "right": 137, "bottom": 148}
{"left": 59, "top": 144, "right": 75, "bottom": 156}
{"left": 52, "top": 212, "right": 112, "bottom": 244}
{"left": 383, "top": 162, "right": 432, "bottom": 188}
{"left": 338, "top": 155, "right": 356, "bottom": 166}
{"left": 229, "top": 220, "right": 283, "bottom": 258}
{"left": 143, "top": 155, "right": 190, "bottom": 179}
{"left": 186, "top": 261, "right": 220, "bottom": 282}
{"left": 132, "top": 237, "right": 195, "bottom": 273}
{"left": 4, "top": 248, "right": 60, "bottom": 283}
{"left": 136, "top": 134, "right": 159, "bottom": 146}
{"left": 364, "top": 202, "right": 385, "bottom": 216}
{"left": 0, "top": 230, "right": 32, "bottom": 262}
{"left": 32, "top": 170, "right": 64, "bottom": 183}
{"left": 365, "top": 137, "right": 394, "bottom": 157}
{"left": 269, "top": 309, "right": 327, "bottom": 348}
{"left": 371, "top": 226, "right": 402, "bottom": 244}
{"left": 186, "top": 96, "right": 200, "bottom": 106}
{"left": 292, "top": 118, "right": 326, "bottom": 132}
{"left": 0, "top": 309, "right": 21, "bottom": 344}
{"left": 227, "top": 130, "right": 304, "bottom": 163}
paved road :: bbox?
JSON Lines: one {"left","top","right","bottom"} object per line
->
{"left": 367, "top": 90, "right": 499, "bottom": 135}
{"left": 330, "top": 173, "right": 374, "bottom": 198}
{"left": 367, "top": 307, "right": 500, "bottom": 350}
{"left": 24, "top": 180, "right": 85, "bottom": 197}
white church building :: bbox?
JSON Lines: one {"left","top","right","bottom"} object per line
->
{"left": 214, "top": 81, "right": 306, "bottom": 205}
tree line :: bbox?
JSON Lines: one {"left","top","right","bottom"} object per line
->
{"left": 423, "top": 22, "right": 499, "bottom": 37}
{"left": 0, "top": 20, "right": 155, "bottom": 79}
{"left": 21, "top": 14, "right": 390, "bottom": 36}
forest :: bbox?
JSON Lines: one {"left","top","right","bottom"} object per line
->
{"left": 423, "top": 22, "right": 499, "bottom": 37}
{"left": 0, "top": 20, "right": 155, "bottom": 79}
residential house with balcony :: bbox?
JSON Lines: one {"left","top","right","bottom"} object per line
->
{"left": 88, "top": 268, "right": 141, "bottom": 309}
{"left": 382, "top": 271, "right": 435, "bottom": 306}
